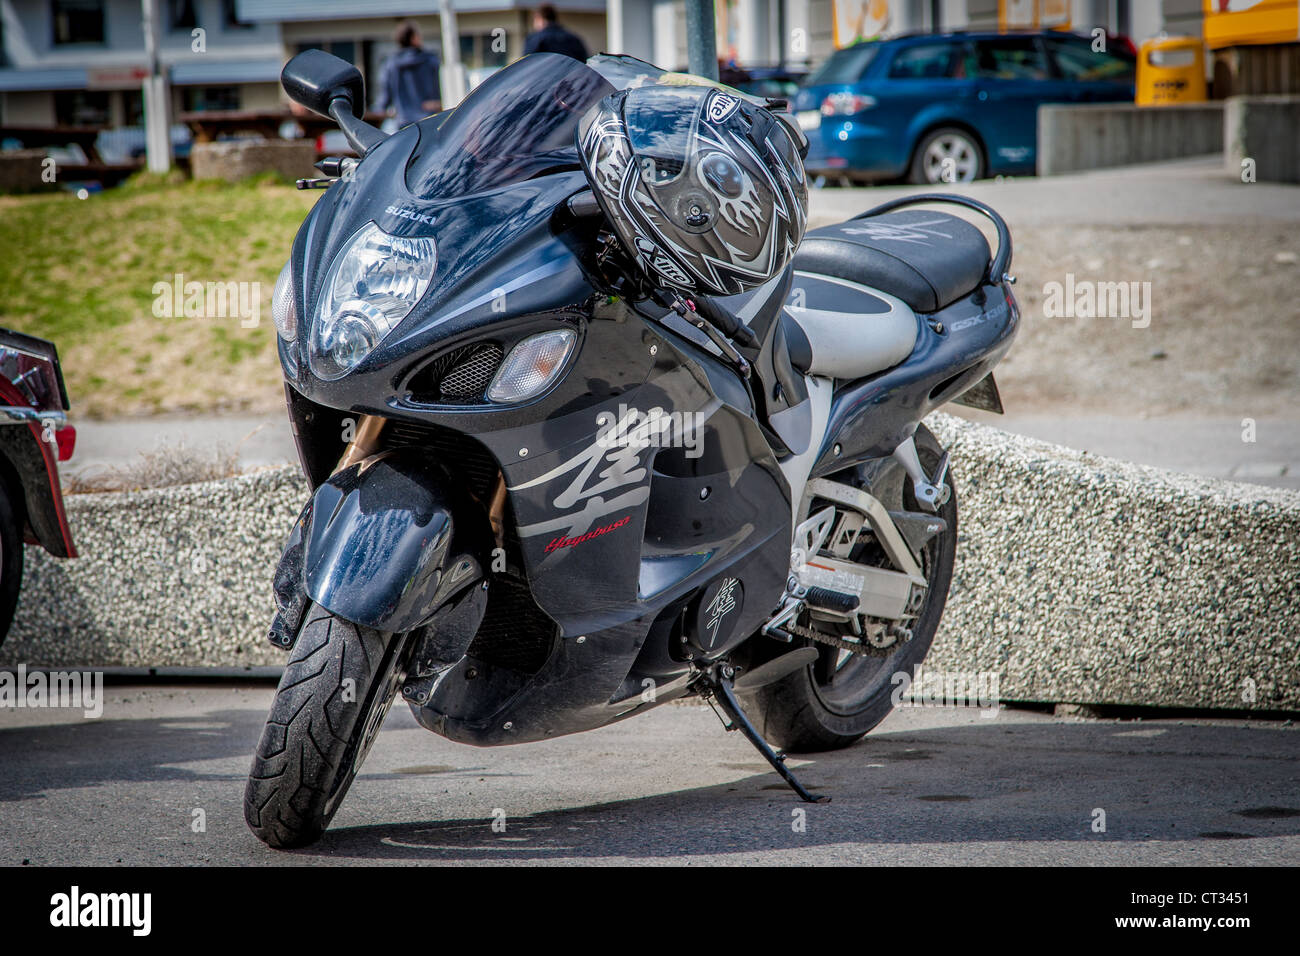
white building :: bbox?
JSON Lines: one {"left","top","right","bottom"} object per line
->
{"left": 0, "top": 0, "right": 1209, "bottom": 128}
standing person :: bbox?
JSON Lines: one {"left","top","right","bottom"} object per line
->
{"left": 376, "top": 20, "right": 442, "bottom": 128}
{"left": 523, "top": 5, "right": 590, "bottom": 61}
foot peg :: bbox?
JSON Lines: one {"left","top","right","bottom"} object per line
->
{"left": 892, "top": 435, "right": 950, "bottom": 512}
{"left": 702, "top": 664, "right": 829, "bottom": 804}
{"left": 804, "top": 585, "right": 859, "bottom": 614}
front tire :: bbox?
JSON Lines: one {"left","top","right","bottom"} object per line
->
{"left": 0, "top": 483, "right": 25, "bottom": 648}
{"left": 748, "top": 425, "right": 958, "bottom": 753}
{"left": 244, "top": 604, "right": 408, "bottom": 849}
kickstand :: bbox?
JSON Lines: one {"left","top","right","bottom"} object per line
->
{"left": 704, "top": 667, "right": 829, "bottom": 804}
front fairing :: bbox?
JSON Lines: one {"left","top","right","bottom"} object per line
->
{"left": 282, "top": 127, "right": 599, "bottom": 420}
{"left": 281, "top": 53, "right": 618, "bottom": 423}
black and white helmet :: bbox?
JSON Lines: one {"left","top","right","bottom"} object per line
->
{"left": 577, "top": 84, "right": 808, "bottom": 296}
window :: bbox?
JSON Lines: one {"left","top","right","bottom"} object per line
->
{"left": 294, "top": 41, "right": 356, "bottom": 65}
{"left": 887, "top": 42, "right": 959, "bottom": 79}
{"left": 1046, "top": 36, "right": 1135, "bottom": 83}
{"left": 222, "top": 0, "right": 253, "bottom": 30}
{"left": 54, "top": 90, "right": 111, "bottom": 126}
{"left": 969, "top": 37, "right": 1050, "bottom": 80}
{"left": 806, "top": 43, "right": 880, "bottom": 86}
{"left": 123, "top": 90, "right": 145, "bottom": 127}
{"left": 167, "top": 0, "right": 198, "bottom": 31}
{"left": 52, "top": 0, "right": 105, "bottom": 45}
{"left": 181, "top": 86, "right": 241, "bottom": 112}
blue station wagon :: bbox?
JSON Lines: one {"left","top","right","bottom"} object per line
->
{"left": 795, "top": 31, "right": 1137, "bottom": 184}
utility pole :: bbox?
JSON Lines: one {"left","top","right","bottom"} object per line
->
{"left": 141, "top": 0, "right": 172, "bottom": 174}
{"left": 439, "top": 0, "right": 468, "bottom": 107}
{"left": 685, "top": 0, "right": 719, "bottom": 81}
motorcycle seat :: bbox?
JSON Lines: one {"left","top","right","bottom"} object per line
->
{"left": 791, "top": 209, "right": 991, "bottom": 314}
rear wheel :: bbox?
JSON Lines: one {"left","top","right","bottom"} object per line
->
{"left": 244, "top": 604, "right": 409, "bottom": 848}
{"left": 908, "top": 127, "right": 983, "bottom": 184}
{"left": 748, "top": 425, "right": 957, "bottom": 752}
{"left": 0, "top": 483, "right": 24, "bottom": 648}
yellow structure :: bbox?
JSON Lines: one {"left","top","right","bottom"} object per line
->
{"left": 1136, "top": 36, "right": 1208, "bottom": 105}
{"left": 1204, "top": 0, "right": 1300, "bottom": 50}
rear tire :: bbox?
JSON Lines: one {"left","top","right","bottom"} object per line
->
{"left": 0, "top": 483, "right": 25, "bottom": 648}
{"left": 244, "top": 604, "right": 408, "bottom": 849}
{"left": 748, "top": 425, "right": 958, "bottom": 753}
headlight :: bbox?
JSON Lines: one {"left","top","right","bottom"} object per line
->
{"left": 486, "top": 329, "right": 576, "bottom": 403}
{"left": 272, "top": 259, "right": 296, "bottom": 342}
{"left": 309, "top": 222, "right": 436, "bottom": 381}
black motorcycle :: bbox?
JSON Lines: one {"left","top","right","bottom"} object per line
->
{"left": 245, "top": 50, "right": 1018, "bottom": 848}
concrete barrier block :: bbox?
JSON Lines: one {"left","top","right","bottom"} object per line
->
{"left": 927, "top": 414, "right": 1299, "bottom": 711}
{"left": 3, "top": 415, "right": 1297, "bottom": 711}
{"left": 0, "top": 149, "right": 50, "bottom": 194}
{"left": 1038, "top": 103, "right": 1224, "bottom": 176}
{"left": 189, "top": 139, "right": 318, "bottom": 184}
{"left": 1224, "top": 95, "right": 1300, "bottom": 184}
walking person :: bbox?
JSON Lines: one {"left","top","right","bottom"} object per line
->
{"left": 523, "top": 5, "right": 590, "bottom": 61}
{"left": 377, "top": 20, "right": 442, "bottom": 127}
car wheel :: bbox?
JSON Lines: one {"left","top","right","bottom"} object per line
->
{"left": 908, "top": 127, "right": 984, "bottom": 184}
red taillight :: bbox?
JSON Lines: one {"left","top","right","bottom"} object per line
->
{"left": 821, "top": 92, "right": 877, "bottom": 116}
{"left": 55, "top": 425, "right": 76, "bottom": 462}
{"left": 315, "top": 134, "right": 326, "bottom": 153}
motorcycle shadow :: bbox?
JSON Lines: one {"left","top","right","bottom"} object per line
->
{"left": 301, "top": 708, "right": 1300, "bottom": 861}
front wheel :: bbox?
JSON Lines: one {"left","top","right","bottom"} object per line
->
{"left": 748, "top": 425, "right": 958, "bottom": 753}
{"left": 244, "top": 604, "right": 408, "bottom": 848}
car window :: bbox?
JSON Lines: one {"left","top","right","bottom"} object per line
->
{"left": 1046, "top": 36, "right": 1136, "bottom": 83}
{"left": 887, "top": 42, "right": 959, "bottom": 79}
{"left": 739, "top": 78, "right": 800, "bottom": 99}
{"left": 969, "top": 37, "right": 1050, "bottom": 80}
{"left": 805, "top": 43, "right": 880, "bottom": 85}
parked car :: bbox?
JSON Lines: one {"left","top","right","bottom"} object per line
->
{"left": 0, "top": 329, "right": 77, "bottom": 644}
{"left": 719, "top": 63, "right": 810, "bottom": 100}
{"left": 795, "top": 30, "right": 1137, "bottom": 184}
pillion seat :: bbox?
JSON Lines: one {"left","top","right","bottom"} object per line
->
{"left": 780, "top": 208, "right": 992, "bottom": 380}
{"left": 793, "top": 209, "right": 992, "bottom": 314}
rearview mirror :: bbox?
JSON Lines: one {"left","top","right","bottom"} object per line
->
{"left": 281, "top": 49, "right": 365, "bottom": 119}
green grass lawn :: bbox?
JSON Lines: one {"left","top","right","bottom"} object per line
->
{"left": 0, "top": 175, "right": 318, "bottom": 418}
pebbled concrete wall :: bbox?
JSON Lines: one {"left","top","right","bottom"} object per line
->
{"left": 927, "top": 415, "right": 1299, "bottom": 711}
{"left": 4, "top": 415, "right": 1297, "bottom": 710}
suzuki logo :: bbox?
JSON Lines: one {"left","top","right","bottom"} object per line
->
{"left": 385, "top": 205, "right": 436, "bottom": 226}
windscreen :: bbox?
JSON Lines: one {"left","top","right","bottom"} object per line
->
{"left": 405, "top": 53, "right": 616, "bottom": 200}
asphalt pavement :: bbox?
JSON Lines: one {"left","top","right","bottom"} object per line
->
{"left": 0, "top": 684, "right": 1295, "bottom": 865}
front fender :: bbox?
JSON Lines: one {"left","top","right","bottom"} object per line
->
{"left": 278, "top": 449, "right": 485, "bottom": 635}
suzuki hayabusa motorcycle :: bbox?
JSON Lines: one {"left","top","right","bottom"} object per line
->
{"left": 245, "top": 49, "right": 1018, "bottom": 848}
